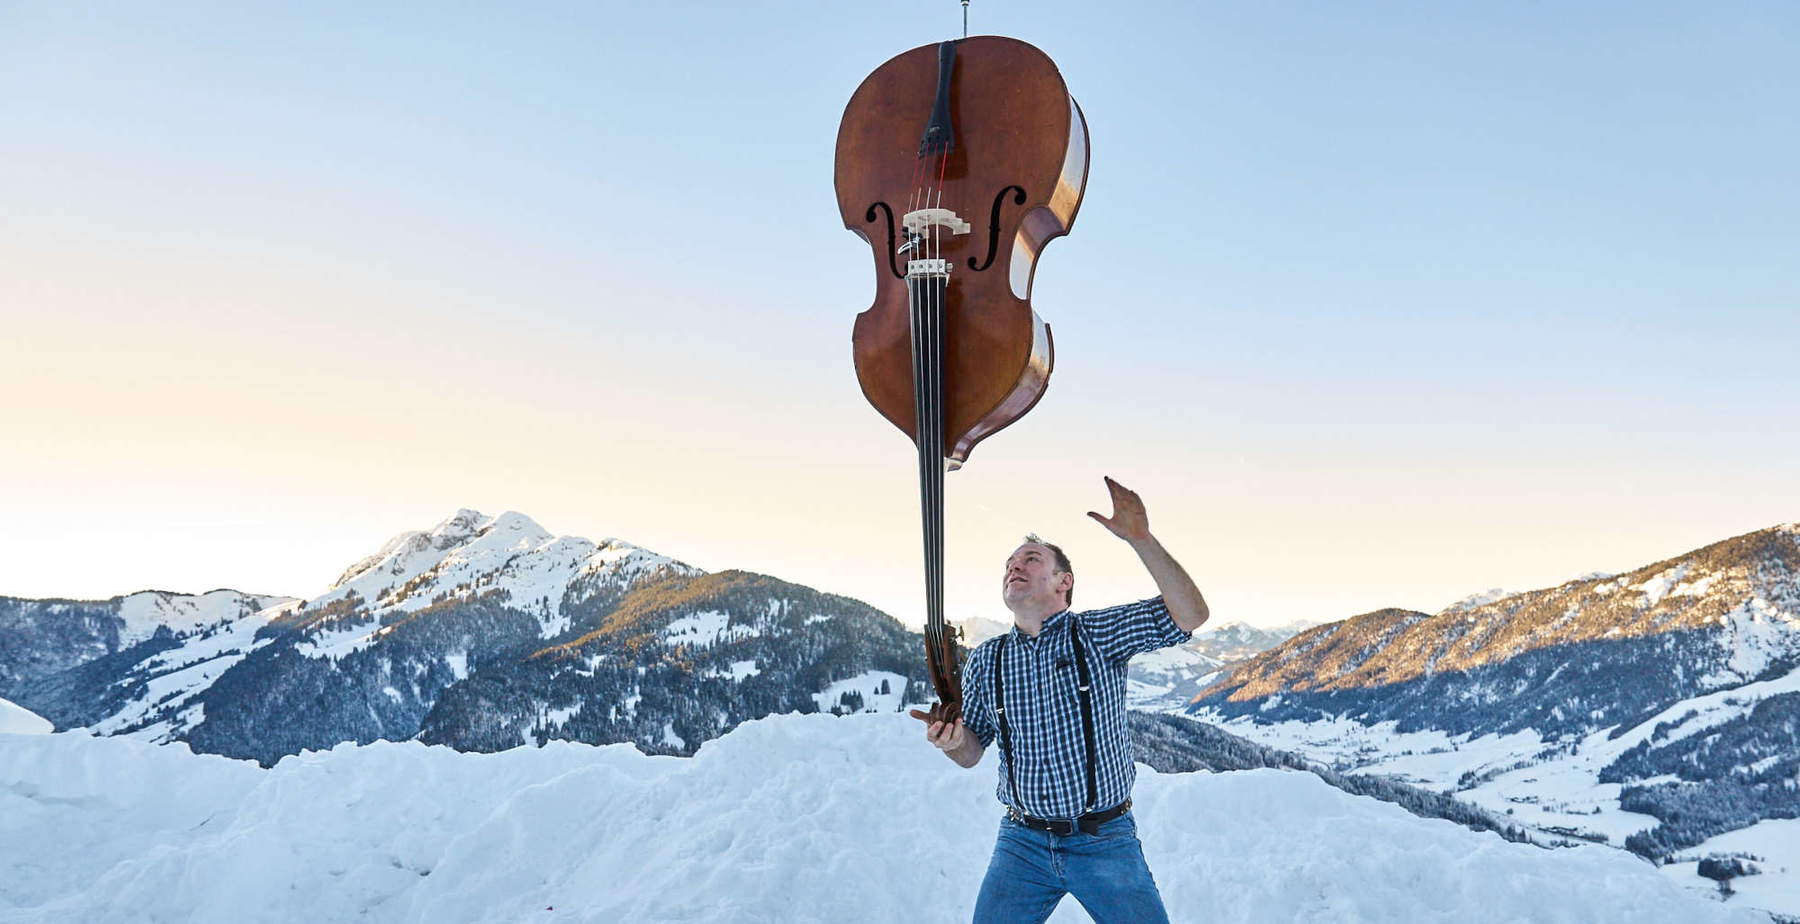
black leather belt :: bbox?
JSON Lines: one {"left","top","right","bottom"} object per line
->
{"left": 1007, "top": 798, "right": 1131, "bottom": 836}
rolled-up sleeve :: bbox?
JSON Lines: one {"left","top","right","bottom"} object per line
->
{"left": 1079, "top": 596, "right": 1191, "bottom": 663}
{"left": 958, "top": 640, "right": 998, "bottom": 748}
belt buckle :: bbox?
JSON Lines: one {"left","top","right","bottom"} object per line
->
{"left": 1048, "top": 818, "right": 1075, "bottom": 837}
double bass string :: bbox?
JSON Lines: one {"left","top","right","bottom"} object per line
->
{"left": 923, "top": 147, "right": 942, "bottom": 677}
{"left": 928, "top": 144, "right": 950, "bottom": 686}
{"left": 907, "top": 149, "right": 940, "bottom": 675}
{"left": 916, "top": 142, "right": 950, "bottom": 689}
{"left": 908, "top": 136, "right": 957, "bottom": 706}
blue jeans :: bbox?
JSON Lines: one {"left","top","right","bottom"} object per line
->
{"left": 972, "top": 812, "right": 1170, "bottom": 924}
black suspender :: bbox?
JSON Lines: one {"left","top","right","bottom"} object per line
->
{"left": 1070, "top": 622, "right": 1099, "bottom": 813}
{"left": 992, "top": 619, "right": 1099, "bottom": 816}
{"left": 994, "top": 634, "right": 1020, "bottom": 811}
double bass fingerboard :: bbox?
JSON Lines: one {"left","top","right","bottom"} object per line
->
{"left": 907, "top": 267, "right": 953, "bottom": 696}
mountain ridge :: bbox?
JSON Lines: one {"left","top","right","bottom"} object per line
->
{"left": 1199, "top": 522, "right": 1800, "bottom": 710}
{"left": 2, "top": 509, "right": 932, "bottom": 765}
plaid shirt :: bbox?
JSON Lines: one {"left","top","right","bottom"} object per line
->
{"left": 960, "top": 596, "right": 1191, "bottom": 819}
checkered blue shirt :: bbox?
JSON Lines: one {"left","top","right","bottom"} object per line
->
{"left": 960, "top": 596, "right": 1191, "bottom": 819}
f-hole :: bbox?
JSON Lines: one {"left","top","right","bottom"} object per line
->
{"left": 865, "top": 202, "right": 904, "bottom": 280}
{"left": 968, "top": 186, "right": 1026, "bottom": 272}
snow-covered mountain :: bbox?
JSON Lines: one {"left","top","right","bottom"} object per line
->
{"left": 3, "top": 510, "right": 930, "bottom": 765}
{"left": 1198, "top": 524, "right": 1800, "bottom": 723}
{"left": 0, "top": 712, "right": 1764, "bottom": 923}
{"left": 1127, "top": 643, "right": 1224, "bottom": 711}
{"left": 1187, "top": 618, "right": 1324, "bottom": 663}
{"left": 0, "top": 588, "right": 293, "bottom": 692}
{"left": 1190, "top": 522, "right": 1800, "bottom": 917}
{"left": 949, "top": 613, "right": 1013, "bottom": 645}
{"left": 1123, "top": 618, "right": 1324, "bottom": 712}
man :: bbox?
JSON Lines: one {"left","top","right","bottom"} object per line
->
{"left": 922, "top": 476, "right": 1209, "bottom": 924}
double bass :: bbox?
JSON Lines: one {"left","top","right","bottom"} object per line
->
{"left": 834, "top": 36, "right": 1090, "bottom": 724}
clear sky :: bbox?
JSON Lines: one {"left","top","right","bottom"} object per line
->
{"left": 3, "top": 1, "right": 1796, "bottom": 629}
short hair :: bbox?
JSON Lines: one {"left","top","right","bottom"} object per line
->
{"left": 1022, "top": 534, "right": 1074, "bottom": 606}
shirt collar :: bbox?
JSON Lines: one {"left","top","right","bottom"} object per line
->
{"left": 1010, "top": 607, "right": 1073, "bottom": 643}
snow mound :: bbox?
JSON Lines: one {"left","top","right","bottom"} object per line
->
{"left": 0, "top": 714, "right": 1763, "bottom": 923}
{"left": 0, "top": 697, "right": 52, "bottom": 734}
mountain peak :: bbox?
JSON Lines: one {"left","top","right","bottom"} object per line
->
{"left": 427, "top": 508, "right": 490, "bottom": 545}
{"left": 297, "top": 509, "right": 702, "bottom": 650}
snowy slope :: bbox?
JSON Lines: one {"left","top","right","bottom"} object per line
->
{"left": 115, "top": 589, "right": 294, "bottom": 646}
{"left": 0, "top": 697, "right": 51, "bottom": 734}
{"left": 1126, "top": 643, "right": 1222, "bottom": 710}
{"left": 0, "top": 713, "right": 1766, "bottom": 923}
{"left": 1662, "top": 821, "right": 1800, "bottom": 916}
{"left": 1198, "top": 662, "right": 1800, "bottom": 917}
{"left": 87, "top": 596, "right": 302, "bottom": 741}
{"left": 0, "top": 589, "right": 294, "bottom": 698}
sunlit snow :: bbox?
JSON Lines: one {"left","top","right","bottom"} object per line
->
{"left": 0, "top": 713, "right": 1762, "bottom": 923}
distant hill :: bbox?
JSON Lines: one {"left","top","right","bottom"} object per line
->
{"left": 1186, "top": 618, "right": 1323, "bottom": 663}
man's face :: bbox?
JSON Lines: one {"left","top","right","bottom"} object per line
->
{"left": 1002, "top": 543, "right": 1071, "bottom": 613}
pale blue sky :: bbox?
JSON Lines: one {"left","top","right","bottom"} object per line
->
{"left": 2, "top": 2, "right": 1795, "bottom": 627}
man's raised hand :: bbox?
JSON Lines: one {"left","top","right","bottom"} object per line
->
{"left": 1088, "top": 476, "right": 1152, "bottom": 545}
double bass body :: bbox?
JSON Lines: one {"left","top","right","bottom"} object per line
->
{"left": 837, "top": 35, "right": 1088, "bottom": 724}
{"left": 836, "top": 36, "right": 1089, "bottom": 467}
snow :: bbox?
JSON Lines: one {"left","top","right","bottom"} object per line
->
{"left": 662, "top": 610, "right": 760, "bottom": 648}
{"left": 485, "top": 535, "right": 595, "bottom": 637}
{"left": 0, "top": 713, "right": 1762, "bottom": 923}
{"left": 291, "top": 616, "right": 385, "bottom": 660}
{"left": 239, "top": 508, "right": 702, "bottom": 667}
{"left": 0, "top": 697, "right": 52, "bottom": 734}
{"left": 572, "top": 537, "right": 690, "bottom": 593}
{"left": 1198, "top": 663, "right": 1800, "bottom": 915}
{"left": 1674, "top": 573, "right": 1724, "bottom": 598}
{"left": 445, "top": 652, "right": 468, "bottom": 681}
{"left": 1612, "top": 664, "right": 1800, "bottom": 751}
{"left": 1126, "top": 644, "right": 1224, "bottom": 710}
{"left": 710, "top": 659, "right": 760, "bottom": 681}
{"left": 1635, "top": 565, "right": 1690, "bottom": 607}
{"left": 85, "top": 598, "right": 290, "bottom": 740}
{"left": 1710, "top": 596, "right": 1800, "bottom": 683}
{"left": 812, "top": 670, "right": 908, "bottom": 714}
{"left": 114, "top": 589, "right": 291, "bottom": 646}
{"left": 303, "top": 511, "right": 693, "bottom": 641}
{"left": 1445, "top": 587, "right": 1516, "bottom": 612}
{"left": 1662, "top": 819, "right": 1800, "bottom": 913}
{"left": 1192, "top": 712, "right": 1664, "bottom": 845}
{"left": 315, "top": 510, "right": 491, "bottom": 610}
